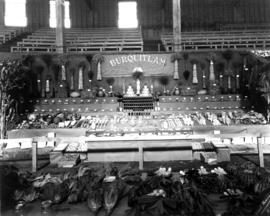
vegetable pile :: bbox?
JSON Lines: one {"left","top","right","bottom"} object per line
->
{"left": 2, "top": 162, "right": 270, "bottom": 215}
{"left": 14, "top": 110, "right": 267, "bottom": 131}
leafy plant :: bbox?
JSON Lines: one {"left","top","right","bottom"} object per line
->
{"left": 222, "top": 50, "right": 234, "bottom": 62}
{"left": 216, "top": 62, "right": 225, "bottom": 73}
{"left": 132, "top": 71, "right": 143, "bottom": 80}
{"left": 92, "top": 54, "right": 105, "bottom": 64}
{"left": 171, "top": 52, "right": 182, "bottom": 62}
{"left": 182, "top": 52, "right": 189, "bottom": 61}
{"left": 0, "top": 60, "right": 30, "bottom": 138}
{"left": 106, "top": 77, "right": 115, "bottom": 86}
{"left": 207, "top": 52, "right": 217, "bottom": 62}
{"left": 159, "top": 76, "right": 169, "bottom": 86}
{"left": 190, "top": 59, "right": 199, "bottom": 65}
{"left": 183, "top": 70, "right": 190, "bottom": 81}
{"left": 88, "top": 71, "right": 94, "bottom": 80}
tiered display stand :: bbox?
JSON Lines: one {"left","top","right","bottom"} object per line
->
{"left": 4, "top": 93, "right": 270, "bottom": 169}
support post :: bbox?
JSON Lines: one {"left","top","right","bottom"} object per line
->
{"left": 172, "top": 0, "right": 182, "bottom": 52}
{"left": 55, "top": 0, "right": 65, "bottom": 53}
{"left": 0, "top": 0, "right": 4, "bottom": 26}
{"left": 138, "top": 143, "right": 143, "bottom": 170}
{"left": 257, "top": 136, "right": 264, "bottom": 168}
{"left": 32, "top": 142, "right": 37, "bottom": 172}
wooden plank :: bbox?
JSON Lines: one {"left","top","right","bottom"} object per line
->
{"left": 172, "top": 0, "right": 182, "bottom": 51}
{"left": 55, "top": 0, "right": 65, "bottom": 53}
{"left": 258, "top": 137, "right": 265, "bottom": 167}
{"left": 138, "top": 143, "right": 143, "bottom": 170}
{"left": 32, "top": 142, "right": 37, "bottom": 172}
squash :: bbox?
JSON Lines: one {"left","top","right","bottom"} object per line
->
{"left": 239, "top": 169, "right": 256, "bottom": 187}
{"left": 40, "top": 181, "right": 69, "bottom": 203}
{"left": 87, "top": 187, "right": 103, "bottom": 214}
{"left": 226, "top": 163, "right": 239, "bottom": 176}
{"left": 255, "top": 173, "right": 270, "bottom": 194}
{"left": 254, "top": 188, "right": 270, "bottom": 215}
{"left": 70, "top": 91, "right": 80, "bottom": 98}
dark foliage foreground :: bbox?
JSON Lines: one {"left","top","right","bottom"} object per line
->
{"left": 1, "top": 162, "right": 270, "bottom": 215}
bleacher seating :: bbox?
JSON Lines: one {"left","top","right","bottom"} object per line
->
{"left": 0, "top": 26, "right": 26, "bottom": 45}
{"left": 219, "top": 23, "right": 270, "bottom": 31}
{"left": 161, "top": 29, "right": 270, "bottom": 51}
{"left": 11, "top": 27, "right": 144, "bottom": 52}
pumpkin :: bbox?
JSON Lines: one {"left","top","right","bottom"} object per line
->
{"left": 226, "top": 163, "right": 239, "bottom": 176}
{"left": 239, "top": 169, "right": 257, "bottom": 187}
{"left": 197, "top": 89, "right": 207, "bottom": 95}
{"left": 70, "top": 91, "right": 80, "bottom": 98}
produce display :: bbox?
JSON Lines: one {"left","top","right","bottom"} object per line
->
{"left": 15, "top": 110, "right": 267, "bottom": 132}
{"left": 2, "top": 162, "right": 270, "bottom": 216}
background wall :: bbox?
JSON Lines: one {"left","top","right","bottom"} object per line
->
{"left": 20, "top": 51, "right": 255, "bottom": 98}
{"left": 0, "top": 0, "right": 269, "bottom": 39}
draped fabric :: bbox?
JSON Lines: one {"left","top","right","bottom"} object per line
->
{"left": 228, "top": 76, "right": 231, "bottom": 90}
{"left": 70, "top": 74, "right": 74, "bottom": 90}
{"left": 61, "top": 65, "right": 66, "bottom": 81}
{"left": 173, "top": 60, "right": 179, "bottom": 80}
{"left": 209, "top": 60, "right": 215, "bottom": 81}
{"left": 202, "top": 70, "right": 206, "bottom": 89}
{"left": 97, "top": 62, "right": 102, "bottom": 80}
{"left": 37, "top": 79, "right": 41, "bottom": 92}
{"left": 78, "top": 67, "right": 83, "bottom": 90}
{"left": 192, "top": 64, "right": 198, "bottom": 84}
{"left": 45, "top": 80, "right": 50, "bottom": 92}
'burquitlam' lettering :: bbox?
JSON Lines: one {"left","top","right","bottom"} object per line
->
{"left": 109, "top": 54, "right": 166, "bottom": 67}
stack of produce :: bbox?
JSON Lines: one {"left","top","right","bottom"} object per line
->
{"left": 14, "top": 110, "right": 267, "bottom": 131}
{"left": 3, "top": 162, "right": 270, "bottom": 215}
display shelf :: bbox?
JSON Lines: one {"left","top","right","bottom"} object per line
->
{"left": 158, "top": 94, "right": 244, "bottom": 103}
{"left": 122, "top": 96, "right": 155, "bottom": 111}
{"left": 158, "top": 94, "right": 248, "bottom": 112}
{"left": 28, "top": 97, "right": 119, "bottom": 114}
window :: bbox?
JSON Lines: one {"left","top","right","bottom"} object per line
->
{"left": 118, "top": 1, "right": 138, "bottom": 28}
{"left": 5, "top": 0, "right": 27, "bottom": 27}
{"left": 49, "top": 0, "right": 70, "bottom": 28}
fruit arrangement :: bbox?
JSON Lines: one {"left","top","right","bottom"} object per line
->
{"left": 14, "top": 110, "right": 267, "bottom": 133}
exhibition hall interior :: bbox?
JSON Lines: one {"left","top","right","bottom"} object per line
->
{"left": 1, "top": 0, "right": 270, "bottom": 215}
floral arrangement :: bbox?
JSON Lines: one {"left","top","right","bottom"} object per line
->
{"left": 132, "top": 67, "right": 143, "bottom": 80}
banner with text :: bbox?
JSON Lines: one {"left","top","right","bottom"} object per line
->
{"left": 101, "top": 54, "right": 174, "bottom": 77}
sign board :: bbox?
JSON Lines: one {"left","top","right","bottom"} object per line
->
{"left": 101, "top": 53, "right": 174, "bottom": 77}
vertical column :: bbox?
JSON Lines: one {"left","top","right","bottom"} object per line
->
{"left": 32, "top": 142, "right": 37, "bottom": 172}
{"left": 55, "top": 0, "right": 65, "bottom": 53}
{"left": 258, "top": 136, "right": 265, "bottom": 168}
{"left": 172, "top": 0, "right": 182, "bottom": 52}
{"left": 0, "top": 0, "right": 5, "bottom": 26}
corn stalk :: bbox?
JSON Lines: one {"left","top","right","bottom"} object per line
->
{"left": 0, "top": 60, "right": 29, "bottom": 138}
